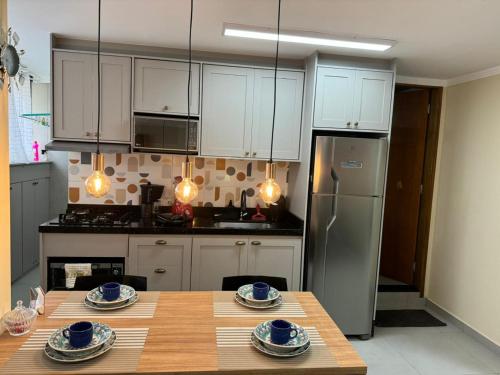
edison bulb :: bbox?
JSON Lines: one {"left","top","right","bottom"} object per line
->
{"left": 259, "top": 178, "right": 281, "bottom": 204}
{"left": 175, "top": 177, "right": 199, "bottom": 204}
{"left": 85, "top": 170, "right": 111, "bottom": 198}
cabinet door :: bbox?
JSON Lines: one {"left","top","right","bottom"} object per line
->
{"left": 314, "top": 67, "right": 355, "bottom": 129}
{"left": 34, "top": 178, "right": 50, "bottom": 266}
{"left": 10, "top": 183, "right": 23, "bottom": 281}
{"left": 201, "top": 65, "right": 253, "bottom": 158}
{"left": 247, "top": 238, "right": 302, "bottom": 291}
{"left": 98, "top": 55, "right": 132, "bottom": 142}
{"left": 251, "top": 70, "right": 304, "bottom": 160}
{"left": 134, "top": 59, "right": 200, "bottom": 115}
{"left": 352, "top": 70, "right": 393, "bottom": 131}
{"left": 21, "top": 181, "right": 37, "bottom": 272}
{"left": 53, "top": 51, "right": 95, "bottom": 140}
{"left": 129, "top": 236, "right": 192, "bottom": 291}
{"left": 191, "top": 237, "right": 248, "bottom": 291}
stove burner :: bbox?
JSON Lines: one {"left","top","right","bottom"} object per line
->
{"left": 57, "top": 209, "right": 130, "bottom": 227}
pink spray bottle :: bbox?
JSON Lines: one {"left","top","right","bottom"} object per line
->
{"left": 32, "top": 141, "right": 39, "bottom": 162}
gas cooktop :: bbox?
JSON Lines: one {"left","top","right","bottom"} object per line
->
{"left": 51, "top": 209, "right": 132, "bottom": 227}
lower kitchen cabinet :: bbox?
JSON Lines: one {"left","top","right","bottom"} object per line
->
{"left": 10, "top": 183, "right": 23, "bottom": 281}
{"left": 191, "top": 236, "right": 302, "bottom": 291}
{"left": 128, "top": 236, "right": 192, "bottom": 291}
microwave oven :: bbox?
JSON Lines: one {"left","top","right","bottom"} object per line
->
{"left": 133, "top": 115, "right": 198, "bottom": 154}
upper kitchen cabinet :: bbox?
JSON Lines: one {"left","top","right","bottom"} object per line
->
{"left": 251, "top": 69, "right": 304, "bottom": 160}
{"left": 201, "top": 65, "right": 254, "bottom": 158}
{"left": 53, "top": 51, "right": 132, "bottom": 142}
{"left": 134, "top": 59, "right": 200, "bottom": 115}
{"left": 201, "top": 64, "right": 304, "bottom": 160}
{"left": 314, "top": 66, "right": 393, "bottom": 132}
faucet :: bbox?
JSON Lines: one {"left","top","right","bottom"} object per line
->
{"left": 240, "top": 190, "right": 248, "bottom": 220}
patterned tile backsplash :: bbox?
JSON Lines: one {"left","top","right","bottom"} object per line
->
{"left": 68, "top": 152, "right": 289, "bottom": 207}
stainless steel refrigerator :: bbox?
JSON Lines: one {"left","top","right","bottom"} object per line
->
{"left": 307, "top": 134, "right": 388, "bottom": 339}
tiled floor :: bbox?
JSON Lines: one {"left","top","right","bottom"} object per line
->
{"left": 11, "top": 266, "right": 40, "bottom": 308}
{"left": 351, "top": 316, "right": 500, "bottom": 375}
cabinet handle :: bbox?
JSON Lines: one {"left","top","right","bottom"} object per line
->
{"left": 163, "top": 105, "right": 169, "bottom": 111}
{"left": 235, "top": 241, "right": 246, "bottom": 246}
{"left": 32, "top": 181, "right": 38, "bottom": 186}
{"left": 94, "top": 132, "right": 99, "bottom": 136}
{"left": 251, "top": 241, "right": 261, "bottom": 246}
{"left": 155, "top": 240, "right": 167, "bottom": 245}
{"left": 154, "top": 268, "right": 166, "bottom": 274}
{"left": 85, "top": 131, "right": 91, "bottom": 136}
{"left": 354, "top": 122, "right": 359, "bottom": 127}
{"left": 252, "top": 152, "right": 257, "bottom": 157}
{"left": 346, "top": 122, "right": 351, "bottom": 127}
{"left": 245, "top": 151, "right": 249, "bottom": 156}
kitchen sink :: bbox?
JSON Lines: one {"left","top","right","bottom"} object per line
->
{"left": 213, "top": 221, "right": 275, "bottom": 230}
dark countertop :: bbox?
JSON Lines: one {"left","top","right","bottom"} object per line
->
{"left": 39, "top": 206, "right": 304, "bottom": 236}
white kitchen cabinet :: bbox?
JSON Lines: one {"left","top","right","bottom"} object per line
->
{"left": 53, "top": 51, "right": 132, "bottom": 142}
{"left": 10, "top": 183, "right": 23, "bottom": 281}
{"left": 201, "top": 65, "right": 254, "bottom": 158}
{"left": 134, "top": 59, "right": 200, "bottom": 115}
{"left": 251, "top": 69, "right": 304, "bottom": 160}
{"left": 191, "top": 236, "right": 302, "bottom": 291}
{"left": 191, "top": 237, "right": 248, "bottom": 290}
{"left": 352, "top": 70, "right": 393, "bottom": 131}
{"left": 314, "top": 66, "right": 393, "bottom": 132}
{"left": 128, "top": 236, "right": 192, "bottom": 291}
{"left": 247, "top": 237, "right": 302, "bottom": 291}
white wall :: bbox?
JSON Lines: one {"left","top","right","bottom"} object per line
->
{"left": 426, "top": 74, "right": 500, "bottom": 345}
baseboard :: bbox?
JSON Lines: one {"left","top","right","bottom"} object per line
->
{"left": 378, "top": 284, "right": 419, "bottom": 292}
{"left": 425, "top": 299, "right": 500, "bottom": 355}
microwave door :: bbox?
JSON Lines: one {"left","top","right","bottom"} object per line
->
{"left": 163, "top": 119, "right": 188, "bottom": 151}
{"left": 135, "top": 116, "right": 165, "bottom": 149}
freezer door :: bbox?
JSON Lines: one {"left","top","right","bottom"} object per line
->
{"left": 312, "top": 136, "right": 388, "bottom": 197}
{"left": 309, "top": 194, "right": 383, "bottom": 336}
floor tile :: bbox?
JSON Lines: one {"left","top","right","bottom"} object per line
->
{"left": 11, "top": 266, "right": 40, "bottom": 308}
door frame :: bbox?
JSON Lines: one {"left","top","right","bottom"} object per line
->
{"left": 393, "top": 84, "right": 443, "bottom": 295}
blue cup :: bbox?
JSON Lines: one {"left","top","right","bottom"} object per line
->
{"left": 63, "top": 321, "right": 93, "bottom": 348}
{"left": 270, "top": 319, "right": 298, "bottom": 345}
{"left": 99, "top": 282, "right": 121, "bottom": 301}
{"left": 252, "top": 282, "right": 270, "bottom": 300}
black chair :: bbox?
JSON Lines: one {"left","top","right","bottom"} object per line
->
{"left": 73, "top": 275, "right": 147, "bottom": 291}
{"left": 222, "top": 275, "right": 288, "bottom": 291}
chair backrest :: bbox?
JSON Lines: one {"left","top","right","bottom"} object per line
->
{"left": 222, "top": 275, "right": 288, "bottom": 291}
{"left": 73, "top": 275, "right": 147, "bottom": 291}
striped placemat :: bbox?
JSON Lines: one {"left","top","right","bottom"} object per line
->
{"left": 213, "top": 291, "right": 307, "bottom": 317}
{"left": 48, "top": 292, "right": 160, "bottom": 319}
{"left": 0, "top": 328, "right": 149, "bottom": 374}
{"left": 216, "top": 326, "right": 336, "bottom": 370}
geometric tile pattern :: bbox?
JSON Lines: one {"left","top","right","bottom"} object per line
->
{"left": 67, "top": 152, "right": 289, "bottom": 207}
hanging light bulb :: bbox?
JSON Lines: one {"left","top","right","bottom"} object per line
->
{"left": 174, "top": 0, "right": 198, "bottom": 204}
{"left": 259, "top": 162, "right": 281, "bottom": 204}
{"left": 258, "top": 0, "right": 283, "bottom": 205}
{"left": 85, "top": 153, "right": 111, "bottom": 198}
{"left": 175, "top": 160, "right": 199, "bottom": 204}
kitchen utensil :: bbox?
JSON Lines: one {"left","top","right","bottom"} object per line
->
{"left": 1, "top": 300, "right": 37, "bottom": 336}
{"left": 86, "top": 284, "right": 136, "bottom": 306}
{"left": 99, "top": 282, "right": 121, "bottom": 301}
{"left": 49, "top": 322, "right": 112, "bottom": 353}
{"left": 63, "top": 321, "right": 93, "bottom": 348}
{"left": 254, "top": 320, "right": 309, "bottom": 352}
{"left": 237, "top": 284, "right": 280, "bottom": 305}
{"left": 250, "top": 332, "right": 310, "bottom": 358}
{"left": 252, "top": 282, "right": 270, "bottom": 300}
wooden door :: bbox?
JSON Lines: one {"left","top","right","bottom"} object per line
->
{"left": 191, "top": 237, "right": 248, "bottom": 290}
{"left": 251, "top": 69, "right": 304, "bottom": 160}
{"left": 247, "top": 238, "right": 302, "bottom": 291}
{"left": 353, "top": 70, "right": 393, "bottom": 131}
{"left": 201, "top": 65, "right": 253, "bottom": 158}
{"left": 128, "top": 236, "right": 192, "bottom": 291}
{"left": 10, "top": 183, "right": 23, "bottom": 281}
{"left": 53, "top": 51, "right": 94, "bottom": 140}
{"left": 314, "top": 67, "right": 355, "bottom": 129}
{"left": 98, "top": 55, "right": 132, "bottom": 142}
{"left": 134, "top": 59, "right": 200, "bottom": 115}
{"left": 380, "top": 87, "right": 430, "bottom": 284}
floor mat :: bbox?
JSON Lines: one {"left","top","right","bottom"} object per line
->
{"left": 375, "top": 310, "right": 446, "bottom": 327}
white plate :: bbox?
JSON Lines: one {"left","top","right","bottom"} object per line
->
{"left": 234, "top": 293, "right": 282, "bottom": 310}
{"left": 250, "top": 332, "right": 310, "bottom": 358}
{"left": 47, "top": 322, "right": 113, "bottom": 354}
{"left": 84, "top": 293, "right": 139, "bottom": 311}
{"left": 86, "top": 284, "right": 136, "bottom": 306}
{"left": 253, "top": 320, "right": 310, "bottom": 353}
{"left": 237, "top": 284, "right": 281, "bottom": 305}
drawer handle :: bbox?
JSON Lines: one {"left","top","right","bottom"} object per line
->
{"left": 163, "top": 105, "right": 169, "bottom": 110}
{"left": 252, "top": 152, "right": 257, "bottom": 157}
{"left": 245, "top": 151, "right": 249, "bottom": 156}
{"left": 235, "top": 241, "right": 246, "bottom": 246}
{"left": 155, "top": 240, "right": 167, "bottom": 245}
{"left": 251, "top": 241, "right": 261, "bottom": 246}
{"left": 85, "top": 131, "right": 91, "bottom": 136}
{"left": 32, "top": 181, "right": 38, "bottom": 186}
{"left": 346, "top": 122, "right": 351, "bottom": 127}
{"left": 354, "top": 122, "right": 359, "bottom": 127}
{"left": 154, "top": 268, "right": 166, "bottom": 274}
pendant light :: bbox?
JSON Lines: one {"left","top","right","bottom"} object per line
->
{"left": 259, "top": 0, "right": 282, "bottom": 205}
{"left": 85, "top": 0, "right": 111, "bottom": 198}
{"left": 174, "top": 0, "right": 199, "bottom": 204}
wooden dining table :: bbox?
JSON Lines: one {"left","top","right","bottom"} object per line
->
{"left": 0, "top": 291, "right": 367, "bottom": 375}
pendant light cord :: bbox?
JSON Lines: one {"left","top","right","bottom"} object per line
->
{"left": 96, "top": 0, "right": 102, "bottom": 155}
{"left": 186, "top": 0, "right": 193, "bottom": 163}
{"left": 269, "top": 0, "right": 281, "bottom": 164}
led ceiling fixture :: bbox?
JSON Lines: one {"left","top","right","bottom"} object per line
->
{"left": 85, "top": 0, "right": 111, "bottom": 198}
{"left": 174, "top": 0, "right": 199, "bottom": 204}
{"left": 223, "top": 23, "right": 395, "bottom": 52}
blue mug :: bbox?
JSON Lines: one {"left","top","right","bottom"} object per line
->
{"left": 99, "top": 282, "right": 121, "bottom": 301}
{"left": 63, "top": 321, "right": 93, "bottom": 348}
{"left": 270, "top": 320, "right": 298, "bottom": 345}
{"left": 252, "top": 282, "right": 270, "bottom": 300}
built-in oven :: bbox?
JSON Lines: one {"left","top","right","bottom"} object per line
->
{"left": 47, "top": 257, "right": 125, "bottom": 291}
{"left": 133, "top": 114, "right": 198, "bottom": 154}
